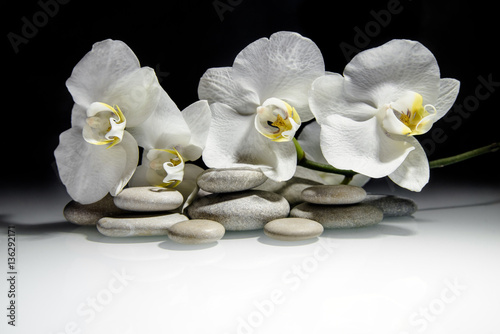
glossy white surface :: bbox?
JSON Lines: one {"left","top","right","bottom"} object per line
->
{"left": 1, "top": 181, "right": 499, "bottom": 334}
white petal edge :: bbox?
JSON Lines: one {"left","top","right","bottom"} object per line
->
{"left": 319, "top": 115, "right": 415, "bottom": 178}
{"left": 66, "top": 39, "right": 141, "bottom": 109}
{"left": 388, "top": 137, "right": 429, "bottom": 191}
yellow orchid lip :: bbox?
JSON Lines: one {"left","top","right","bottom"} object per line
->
{"left": 83, "top": 102, "right": 126, "bottom": 148}
{"left": 147, "top": 148, "right": 185, "bottom": 188}
{"left": 255, "top": 98, "right": 301, "bottom": 142}
{"left": 382, "top": 92, "right": 437, "bottom": 136}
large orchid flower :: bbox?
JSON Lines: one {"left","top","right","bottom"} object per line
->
{"left": 54, "top": 39, "right": 161, "bottom": 204}
{"left": 128, "top": 89, "right": 211, "bottom": 205}
{"left": 198, "top": 31, "right": 325, "bottom": 181}
{"left": 310, "top": 39, "right": 460, "bottom": 191}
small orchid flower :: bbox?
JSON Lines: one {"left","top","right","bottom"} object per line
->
{"left": 54, "top": 39, "right": 161, "bottom": 204}
{"left": 128, "top": 89, "right": 211, "bottom": 191}
{"left": 198, "top": 31, "right": 325, "bottom": 181}
{"left": 310, "top": 39, "right": 460, "bottom": 191}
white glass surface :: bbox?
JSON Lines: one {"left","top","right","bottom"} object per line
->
{"left": 1, "top": 180, "right": 499, "bottom": 334}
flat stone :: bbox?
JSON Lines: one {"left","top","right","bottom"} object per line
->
{"left": 167, "top": 219, "right": 225, "bottom": 244}
{"left": 290, "top": 203, "right": 383, "bottom": 228}
{"left": 113, "top": 187, "right": 184, "bottom": 212}
{"left": 96, "top": 213, "right": 188, "bottom": 237}
{"left": 197, "top": 167, "right": 268, "bottom": 193}
{"left": 301, "top": 185, "right": 367, "bottom": 205}
{"left": 63, "top": 194, "right": 127, "bottom": 225}
{"left": 255, "top": 166, "right": 326, "bottom": 206}
{"left": 264, "top": 218, "right": 324, "bottom": 241}
{"left": 186, "top": 190, "right": 290, "bottom": 231}
{"left": 362, "top": 194, "right": 418, "bottom": 217}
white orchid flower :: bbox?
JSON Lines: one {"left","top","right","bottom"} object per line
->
{"left": 128, "top": 89, "right": 211, "bottom": 190}
{"left": 198, "top": 31, "right": 325, "bottom": 181}
{"left": 310, "top": 39, "right": 460, "bottom": 191}
{"left": 54, "top": 39, "right": 161, "bottom": 204}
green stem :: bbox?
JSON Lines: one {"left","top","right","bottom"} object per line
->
{"left": 429, "top": 142, "right": 499, "bottom": 168}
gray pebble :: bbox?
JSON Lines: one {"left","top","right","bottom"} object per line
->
{"left": 63, "top": 194, "right": 127, "bottom": 225}
{"left": 167, "top": 219, "right": 225, "bottom": 244}
{"left": 96, "top": 213, "right": 188, "bottom": 237}
{"left": 362, "top": 194, "right": 418, "bottom": 217}
{"left": 255, "top": 166, "right": 326, "bottom": 206}
{"left": 264, "top": 218, "right": 324, "bottom": 241}
{"left": 186, "top": 190, "right": 290, "bottom": 231}
{"left": 290, "top": 203, "right": 383, "bottom": 228}
{"left": 301, "top": 185, "right": 367, "bottom": 205}
{"left": 113, "top": 187, "right": 184, "bottom": 212}
{"left": 197, "top": 167, "right": 268, "bottom": 193}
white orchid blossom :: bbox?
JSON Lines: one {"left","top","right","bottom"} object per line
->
{"left": 54, "top": 39, "right": 161, "bottom": 204}
{"left": 198, "top": 31, "right": 325, "bottom": 181}
{"left": 310, "top": 39, "right": 460, "bottom": 191}
{"left": 128, "top": 89, "right": 211, "bottom": 190}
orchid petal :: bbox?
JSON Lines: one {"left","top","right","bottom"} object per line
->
{"left": 198, "top": 67, "right": 260, "bottom": 115}
{"left": 54, "top": 127, "right": 138, "bottom": 204}
{"left": 434, "top": 78, "right": 460, "bottom": 121}
{"left": 66, "top": 39, "right": 141, "bottom": 108}
{"left": 389, "top": 137, "right": 429, "bottom": 191}
{"left": 180, "top": 100, "right": 212, "bottom": 161}
{"left": 343, "top": 39, "right": 441, "bottom": 108}
{"left": 310, "top": 73, "right": 378, "bottom": 123}
{"left": 231, "top": 31, "right": 325, "bottom": 121}
{"left": 319, "top": 115, "right": 415, "bottom": 178}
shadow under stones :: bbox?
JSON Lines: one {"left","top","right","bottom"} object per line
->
{"left": 158, "top": 239, "right": 219, "bottom": 251}
{"left": 321, "top": 222, "right": 417, "bottom": 239}
{"left": 257, "top": 235, "right": 320, "bottom": 247}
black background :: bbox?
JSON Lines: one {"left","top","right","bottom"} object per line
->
{"left": 4, "top": 0, "right": 500, "bottom": 191}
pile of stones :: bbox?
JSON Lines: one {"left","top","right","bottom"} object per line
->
{"left": 63, "top": 167, "right": 418, "bottom": 244}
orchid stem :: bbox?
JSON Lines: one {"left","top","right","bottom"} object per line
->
{"left": 428, "top": 142, "right": 499, "bottom": 168}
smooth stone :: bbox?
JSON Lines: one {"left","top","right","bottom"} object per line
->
{"left": 301, "top": 185, "right": 367, "bottom": 205}
{"left": 186, "top": 190, "right": 290, "bottom": 231}
{"left": 264, "top": 218, "right": 324, "bottom": 241}
{"left": 290, "top": 203, "right": 383, "bottom": 228}
{"left": 197, "top": 167, "right": 268, "bottom": 193}
{"left": 63, "top": 194, "right": 127, "bottom": 225}
{"left": 255, "top": 166, "right": 326, "bottom": 206}
{"left": 96, "top": 213, "right": 188, "bottom": 237}
{"left": 167, "top": 219, "right": 225, "bottom": 244}
{"left": 113, "top": 187, "right": 184, "bottom": 212}
{"left": 362, "top": 194, "right": 418, "bottom": 217}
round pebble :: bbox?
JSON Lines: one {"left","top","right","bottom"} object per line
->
{"left": 96, "top": 213, "right": 188, "bottom": 237}
{"left": 264, "top": 218, "right": 324, "bottom": 241}
{"left": 113, "top": 187, "right": 184, "bottom": 212}
{"left": 186, "top": 190, "right": 290, "bottom": 231}
{"left": 63, "top": 194, "right": 127, "bottom": 225}
{"left": 197, "top": 167, "right": 268, "bottom": 193}
{"left": 301, "top": 185, "right": 367, "bottom": 205}
{"left": 167, "top": 219, "right": 225, "bottom": 244}
{"left": 290, "top": 203, "right": 383, "bottom": 228}
{"left": 362, "top": 194, "right": 418, "bottom": 217}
